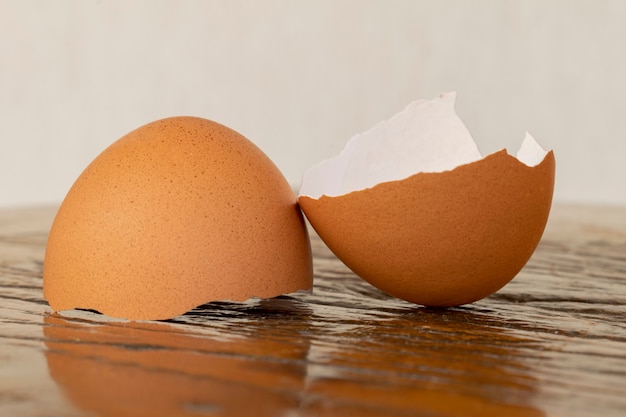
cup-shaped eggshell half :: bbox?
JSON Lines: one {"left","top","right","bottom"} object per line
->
{"left": 298, "top": 92, "right": 555, "bottom": 307}
{"left": 299, "top": 149, "right": 555, "bottom": 306}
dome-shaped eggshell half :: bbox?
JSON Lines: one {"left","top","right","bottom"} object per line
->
{"left": 43, "top": 116, "right": 313, "bottom": 320}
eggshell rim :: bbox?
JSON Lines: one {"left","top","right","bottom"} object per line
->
{"left": 299, "top": 148, "right": 554, "bottom": 201}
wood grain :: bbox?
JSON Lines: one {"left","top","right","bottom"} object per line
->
{"left": 1, "top": 205, "right": 625, "bottom": 417}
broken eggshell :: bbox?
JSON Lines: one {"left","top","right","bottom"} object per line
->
{"left": 298, "top": 92, "right": 555, "bottom": 307}
{"left": 43, "top": 116, "right": 313, "bottom": 321}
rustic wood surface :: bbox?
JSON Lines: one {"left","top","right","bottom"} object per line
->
{"left": 0, "top": 205, "right": 625, "bottom": 417}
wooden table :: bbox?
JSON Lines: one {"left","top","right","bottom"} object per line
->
{"left": 1, "top": 205, "right": 625, "bottom": 417}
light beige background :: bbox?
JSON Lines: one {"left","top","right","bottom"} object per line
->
{"left": 1, "top": 0, "right": 625, "bottom": 208}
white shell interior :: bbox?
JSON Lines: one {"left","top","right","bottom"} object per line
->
{"left": 299, "top": 92, "right": 549, "bottom": 199}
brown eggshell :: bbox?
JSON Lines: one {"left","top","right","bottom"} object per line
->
{"left": 43, "top": 116, "right": 312, "bottom": 320}
{"left": 298, "top": 150, "right": 555, "bottom": 307}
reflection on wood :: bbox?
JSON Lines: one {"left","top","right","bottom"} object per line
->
{"left": 44, "top": 312, "right": 310, "bottom": 417}
{"left": 1, "top": 205, "right": 625, "bottom": 417}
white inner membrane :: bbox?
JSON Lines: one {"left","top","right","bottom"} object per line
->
{"left": 299, "top": 92, "right": 549, "bottom": 199}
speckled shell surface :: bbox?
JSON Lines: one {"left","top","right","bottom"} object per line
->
{"left": 43, "top": 116, "right": 313, "bottom": 320}
{"left": 298, "top": 150, "right": 555, "bottom": 307}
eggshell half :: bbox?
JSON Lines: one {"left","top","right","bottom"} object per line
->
{"left": 298, "top": 93, "right": 555, "bottom": 307}
{"left": 43, "top": 116, "right": 313, "bottom": 320}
